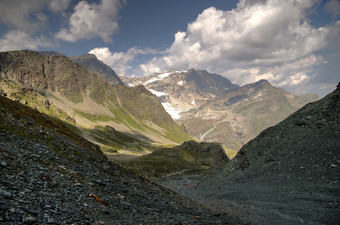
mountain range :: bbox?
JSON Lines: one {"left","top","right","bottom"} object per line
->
{"left": 0, "top": 50, "right": 319, "bottom": 159}
{"left": 0, "top": 49, "right": 338, "bottom": 224}
{"left": 0, "top": 50, "right": 191, "bottom": 155}
{"left": 122, "top": 69, "right": 319, "bottom": 153}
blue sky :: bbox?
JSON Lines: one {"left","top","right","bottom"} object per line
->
{"left": 0, "top": 0, "right": 339, "bottom": 97}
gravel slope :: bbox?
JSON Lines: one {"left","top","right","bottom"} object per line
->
{"left": 0, "top": 95, "right": 242, "bottom": 225}
{"left": 159, "top": 83, "right": 340, "bottom": 225}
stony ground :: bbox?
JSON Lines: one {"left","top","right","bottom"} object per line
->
{"left": 0, "top": 95, "right": 242, "bottom": 225}
{"left": 159, "top": 84, "right": 340, "bottom": 225}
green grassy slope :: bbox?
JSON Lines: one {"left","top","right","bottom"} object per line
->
{"left": 0, "top": 50, "right": 192, "bottom": 154}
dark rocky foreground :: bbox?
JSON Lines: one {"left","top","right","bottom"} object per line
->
{"left": 0, "top": 95, "right": 242, "bottom": 224}
{"left": 160, "top": 83, "right": 340, "bottom": 225}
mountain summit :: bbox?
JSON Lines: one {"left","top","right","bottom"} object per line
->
{"left": 71, "top": 54, "right": 123, "bottom": 86}
{"left": 122, "top": 69, "right": 239, "bottom": 118}
{"left": 123, "top": 70, "right": 318, "bottom": 152}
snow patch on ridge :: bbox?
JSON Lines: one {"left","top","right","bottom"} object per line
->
{"left": 142, "top": 70, "right": 189, "bottom": 120}
{"left": 161, "top": 102, "right": 182, "bottom": 119}
{"left": 144, "top": 86, "right": 180, "bottom": 120}
{"left": 144, "top": 77, "right": 159, "bottom": 85}
{"left": 149, "top": 89, "right": 166, "bottom": 97}
{"left": 144, "top": 72, "right": 171, "bottom": 85}
{"left": 143, "top": 71, "right": 187, "bottom": 86}
{"left": 158, "top": 72, "right": 171, "bottom": 79}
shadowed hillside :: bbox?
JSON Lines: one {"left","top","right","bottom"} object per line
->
{"left": 160, "top": 83, "right": 340, "bottom": 225}
{"left": 0, "top": 94, "right": 242, "bottom": 224}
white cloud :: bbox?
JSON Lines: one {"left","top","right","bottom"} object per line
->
{"left": 0, "top": 30, "right": 52, "bottom": 52}
{"left": 0, "top": 0, "right": 45, "bottom": 33}
{"left": 0, "top": 0, "right": 71, "bottom": 51}
{"left": 134, "top": 0, "right": 339, "bottom": 97}
{"left": 56, "top": 0, "right": 125, "bottom": 42}
{"left": 0, "top": 0, "right": 71, "bottom": 33}
{"left": 48, "top": 0, "right": 71, "bottom": 13}
{"left": 143, "top": 2, "right": 328, "bottom": 71}
{"left": 89, "top": 47, "right": 160, "bottom": 77}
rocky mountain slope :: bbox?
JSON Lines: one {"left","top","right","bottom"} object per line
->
{"left": 0, "top": 94, "right": 242, "bottom": 224}
{"left": 0, "top": 50, "right": 191, "bottom": 154}
{"left": 71, "top": 54, "right": 123, "bottom": 86}
{"left": 39, "top": 51, "right": 66, "bottom": 57}
{"left": 160, "top": 83, "right": 340, "bottom": 224}
{"left": 123, "top": 70, "right": 318, "bottom": 152}
{"left": 123, "top": 69, "right": 239, "bottom": 117}
{"left": 183, "top": 79, "right": 319, "bottom": 150}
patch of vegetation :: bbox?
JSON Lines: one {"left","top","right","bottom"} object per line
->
{"left": 65, "top": 93, "right": 83, "bottom": 104}
{"left": 164, "top": 123, "right": 193, "bottom": 144}
{"left": 0, "top": 78, "right": 75, "bottom": 125}
{"left": 108, "top": 105, "right": 145, "bottom": 131}
{"left": 88, "top": 125, "right": 158, "bottom": 153}
{"left": 100, "top": 146, "right": 118, "bottom": 154}
{"left": 74, "top": 110, "right": 114, "bottom": 122}
{"left": 115, "top": 85, "right": 191, "bottom": 140}
{"left": 119, "top": 155, "right": 196, "bottom": 179}
{"left": 0, "top": 95, "right": 97, "bottom": 153}
{"left": 117, "top": 141, "right": 229, "bottom": 179}
{"left": 109, "top": 101, "right": 191, "bottom": 144}
{"left": 223, "top": 145, "right": 238, "bottom": 159}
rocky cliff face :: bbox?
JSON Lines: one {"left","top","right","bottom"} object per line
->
{"left": 0, "top": 50, "right": 94, "bottom": 103}
{"left": 71, "top": 54, "right": 123, "bottom": 86}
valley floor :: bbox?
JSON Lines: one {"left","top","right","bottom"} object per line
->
{"left": 157, "top": 171, "right": 340, "bottom": 225}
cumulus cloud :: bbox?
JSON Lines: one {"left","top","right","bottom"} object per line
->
{"left": 0, "top": 30, "right": 52, "bottom": 52}
{"left": 0, "top": 0, "right": 71, "bottom": 33}
{"left": 89, "top": 47, "right": 161, "bottom": 77}
{"left": 48, "top": 0, "right": 71, "bottom": 13}
{"left": 56, "top": 0, "right": 125, "bottom": 42}
{"left": 0, "top": 0, "right": 70, "bottom": 52}
{"left": 142, "top": 1, "right": 327, "bottom": 71}
{"left": 134, "top": 0, "right": 339, "bottom": 96}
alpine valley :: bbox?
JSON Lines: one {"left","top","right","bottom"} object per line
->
{"left": 0, "top": 49, "right": 338, "bottom": 225}
{"left": 122, "top": 69, "right": 319, "bottom": 154}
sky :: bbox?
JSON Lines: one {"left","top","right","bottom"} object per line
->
{"left": 0, "top": 0, "right": 339, "bottom": 97}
